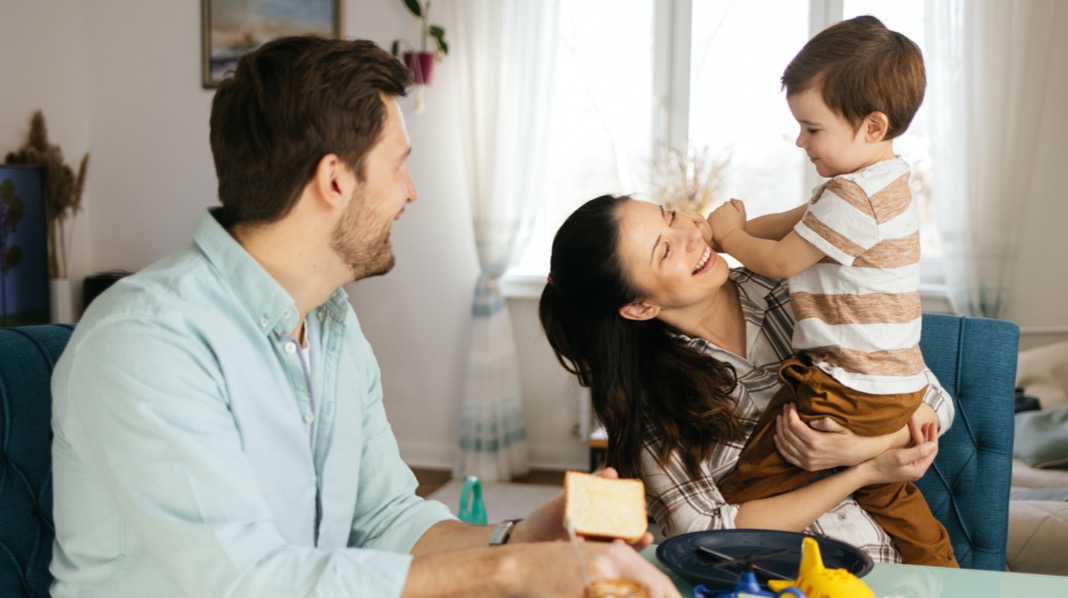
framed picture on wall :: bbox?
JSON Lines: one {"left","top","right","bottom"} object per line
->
{"left": 201, "top": 0, "right": 342, "bottom": 88}
{"left": 0, "top": 165, "right": 50, "bottom": 327}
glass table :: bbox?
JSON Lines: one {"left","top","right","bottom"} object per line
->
{"left": 642, "top": 546, "right": 1068, "bottom": 597}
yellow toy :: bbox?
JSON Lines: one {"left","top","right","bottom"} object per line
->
{"left": 768, "top": 537, "right": 875, "bottom": 598}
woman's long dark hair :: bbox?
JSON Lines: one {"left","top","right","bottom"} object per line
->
{"left": 539, "top": 195, "right": 744, "bottom": 480}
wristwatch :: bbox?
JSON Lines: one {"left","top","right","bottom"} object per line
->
{"left": 488, "top": 518, "right": 522, "bottom": 546}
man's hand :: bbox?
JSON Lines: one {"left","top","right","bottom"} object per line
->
{"left": 706, "top": 199, "right": 747, "bottom": 248}
{"left": 507, "top": 541, "right": 682, "bottom": 598}
{"left": 774, "top": 403, "right": 893, "bottom": 470}
{"left": 509, "top": 467, "right": 654, "bottom": 550}
{"left": 404, "top": 537, "right": 681, "bottom": 598}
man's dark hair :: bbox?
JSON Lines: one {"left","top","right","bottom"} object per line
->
{"left": 781, "top": 15, "right": 926, "bottom": 139}
{"left": 209, "top": 36, "right": 411, "bottom": 226}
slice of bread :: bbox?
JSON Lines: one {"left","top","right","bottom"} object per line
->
{"left": 564, "top": 471, "right": 648, "bottom": 543}
{"left": 586, "top": 578, "right": 650, "bottom": 597}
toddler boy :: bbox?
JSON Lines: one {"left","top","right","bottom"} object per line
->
{"left": 709, "top": 15, "right": 957, "bottom": 567}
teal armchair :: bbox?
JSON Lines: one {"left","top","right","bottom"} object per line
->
{"left": 916, "top": 313, "right": 1020, "bottom": 570}
{"left": 0, "top": 324, "right": 73, "bottom": 597}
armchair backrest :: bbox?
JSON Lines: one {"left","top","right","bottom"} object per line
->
{"left": 917, "top": 313, "right": 1019, "bottom": 571}
{"left": 0, "top": 324, "right": 74, "bottom": 597}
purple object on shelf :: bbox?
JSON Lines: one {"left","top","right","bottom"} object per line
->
{"left": 403, "top": 51, "right": 436, "bottom": 85}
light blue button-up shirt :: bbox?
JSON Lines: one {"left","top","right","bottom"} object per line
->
{"left": 51, "top": 210, "right": 454, "bottom": 596}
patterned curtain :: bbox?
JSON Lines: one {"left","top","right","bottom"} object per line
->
{"left": 448, "top": 0, "right": 561, "bottom": 481}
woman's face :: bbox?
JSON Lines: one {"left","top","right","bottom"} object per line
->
{"left": 615, "top": 199, "right": 730, "bottom": 316}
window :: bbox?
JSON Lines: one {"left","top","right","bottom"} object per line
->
{"left": 505, "top": 0, "right": 941, "bottom": 295}
{"left": 508, "top": 0, "right": 656, "bottom": 287}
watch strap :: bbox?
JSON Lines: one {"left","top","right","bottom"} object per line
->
{"left": 488, "top": 518, "right": 522, "bottom": 545}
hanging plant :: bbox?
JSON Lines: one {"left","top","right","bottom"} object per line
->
{"left": 390, "top": 0, "right": 448, "bottom": 87}
{"left": 5, "top": 110, "right": 89, "bottom": 280}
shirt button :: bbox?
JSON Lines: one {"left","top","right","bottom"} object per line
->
{"left": 285, "top": 342, "right": 297, "bottom": 353}
{"left": 260, "top": 318, "right": 269, "bottom": 328}
{"left": 318, "top": 310, "right": 326, "bottom": 321}
{"left": 838, "top": 512, "right": 848, "bottom": 521}
{"left": 303, "top": 412, "right": 315, "bottom": 423}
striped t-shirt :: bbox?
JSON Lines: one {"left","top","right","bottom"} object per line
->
{"left": 791, "top": 157, "right": 927, "bottom": 394}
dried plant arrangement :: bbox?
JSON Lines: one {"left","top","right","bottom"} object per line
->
{"left": 5, "top": 110, "right": 88, "bottom": 279}
{"left": 650, "top": 145, "right": 730, "bottom": 215}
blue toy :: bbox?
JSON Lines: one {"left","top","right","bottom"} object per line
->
{"left": 691, "top": 572, "right": 805, "bottom": 598}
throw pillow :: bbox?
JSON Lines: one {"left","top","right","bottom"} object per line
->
{"left": 1015, "top": 405, "right": 1068, "bottom": 469}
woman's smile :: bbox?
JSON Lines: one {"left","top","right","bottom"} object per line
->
{"left": 693, "top": 246, "right": 715, "bottom": 275}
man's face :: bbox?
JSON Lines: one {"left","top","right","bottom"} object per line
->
{"left": 331, "top": 95, "right": 416, "bottom": 281}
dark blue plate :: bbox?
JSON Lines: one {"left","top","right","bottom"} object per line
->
{"left": 655, "top": 529, "right": 873, "bottom": 590}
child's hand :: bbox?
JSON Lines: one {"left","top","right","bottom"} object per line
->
{"left": 707, "top": 198, "right": 747, "bottom": 247}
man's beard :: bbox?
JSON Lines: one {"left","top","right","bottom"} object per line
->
{"left": 330, "top": 188, "right": 395, "bottom": 282}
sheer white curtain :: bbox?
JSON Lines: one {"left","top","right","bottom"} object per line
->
{"left": 448, "top": 0, "right": 560, "bottom": 481}
{"left": 926, "top": 0, "right": 1058, "bottom": 317}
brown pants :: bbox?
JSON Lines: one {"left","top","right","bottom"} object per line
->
{"left": 718, "top": 357, "right": 959, "bottom": 567}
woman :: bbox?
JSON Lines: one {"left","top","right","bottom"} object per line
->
{"left": 539, "top": 194, "right": 953, "bottom": 563}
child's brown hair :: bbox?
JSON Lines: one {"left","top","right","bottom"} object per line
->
{"left": 782, "top": 15, "right": 925, "bottom": 140}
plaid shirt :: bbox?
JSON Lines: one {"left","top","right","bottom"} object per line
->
{"left": 641, "top": 269, "right": 955, "bottom": 563}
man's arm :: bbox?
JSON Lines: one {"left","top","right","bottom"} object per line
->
{"left": 410, "top": 467, "right": 653, "bottom": 555}
{"left": 409, "top": 520, "right": 494, "bottom": 555}
{"left": 402, "top": 541, "right": 681, "bottom": 598}
{"left": 403, "top": 468, "right": 673, "bottom": 597}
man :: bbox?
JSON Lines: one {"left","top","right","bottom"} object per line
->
{"left": 50, "top": 36, "right": 679, "bottom": 597}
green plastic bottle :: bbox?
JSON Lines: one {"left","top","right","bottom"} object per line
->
{"left": 458, "top": 475, "right": 487, "bottom": 524}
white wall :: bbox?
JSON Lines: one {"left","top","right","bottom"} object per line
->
{"left": 0, "top": 0, "right": 586, "bottom": 471}
{"left": 0, "top": 2, "right": 92, "bottom": 308}
{"left": 3, "top": 1, "right": 1066, "bottom": 473}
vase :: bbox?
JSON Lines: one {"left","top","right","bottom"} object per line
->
{"left": 403, "top": 51, "right": 436, "bottom": 85}
{"left": 50, "top": 277, "right": 74, "bottom": 323}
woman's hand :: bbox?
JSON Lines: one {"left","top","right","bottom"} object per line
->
{"left": 773, "top": 403, "right": 895, "bottom": 470}
{"left": 857, "top": 418, "right": 939, "bottom": 485}
{"left": 509, "top": 467, "right": 654, "bottom": 550}
{"left": 908, "top": 403, "right": 939, "bottom": 439}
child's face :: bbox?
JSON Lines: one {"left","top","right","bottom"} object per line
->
{"left": 787, "top": 87, "right": 878, "bottom": 178}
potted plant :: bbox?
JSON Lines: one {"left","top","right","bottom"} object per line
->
{"left": 5, "top": 110, "right": 88, "bottom": 322}
{"left": 650, "top": 144, "right": 730, "bottom": 214}
{"left": 391, "top": 0, "right": 448, "bottom": 85}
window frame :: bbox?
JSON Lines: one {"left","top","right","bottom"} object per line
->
{"left": 503, "top": 0, "right": 947, "bottom": 306}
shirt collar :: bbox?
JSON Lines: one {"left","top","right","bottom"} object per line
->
{"left": 193, "top": 208, "right": 349, "bottom": 337}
